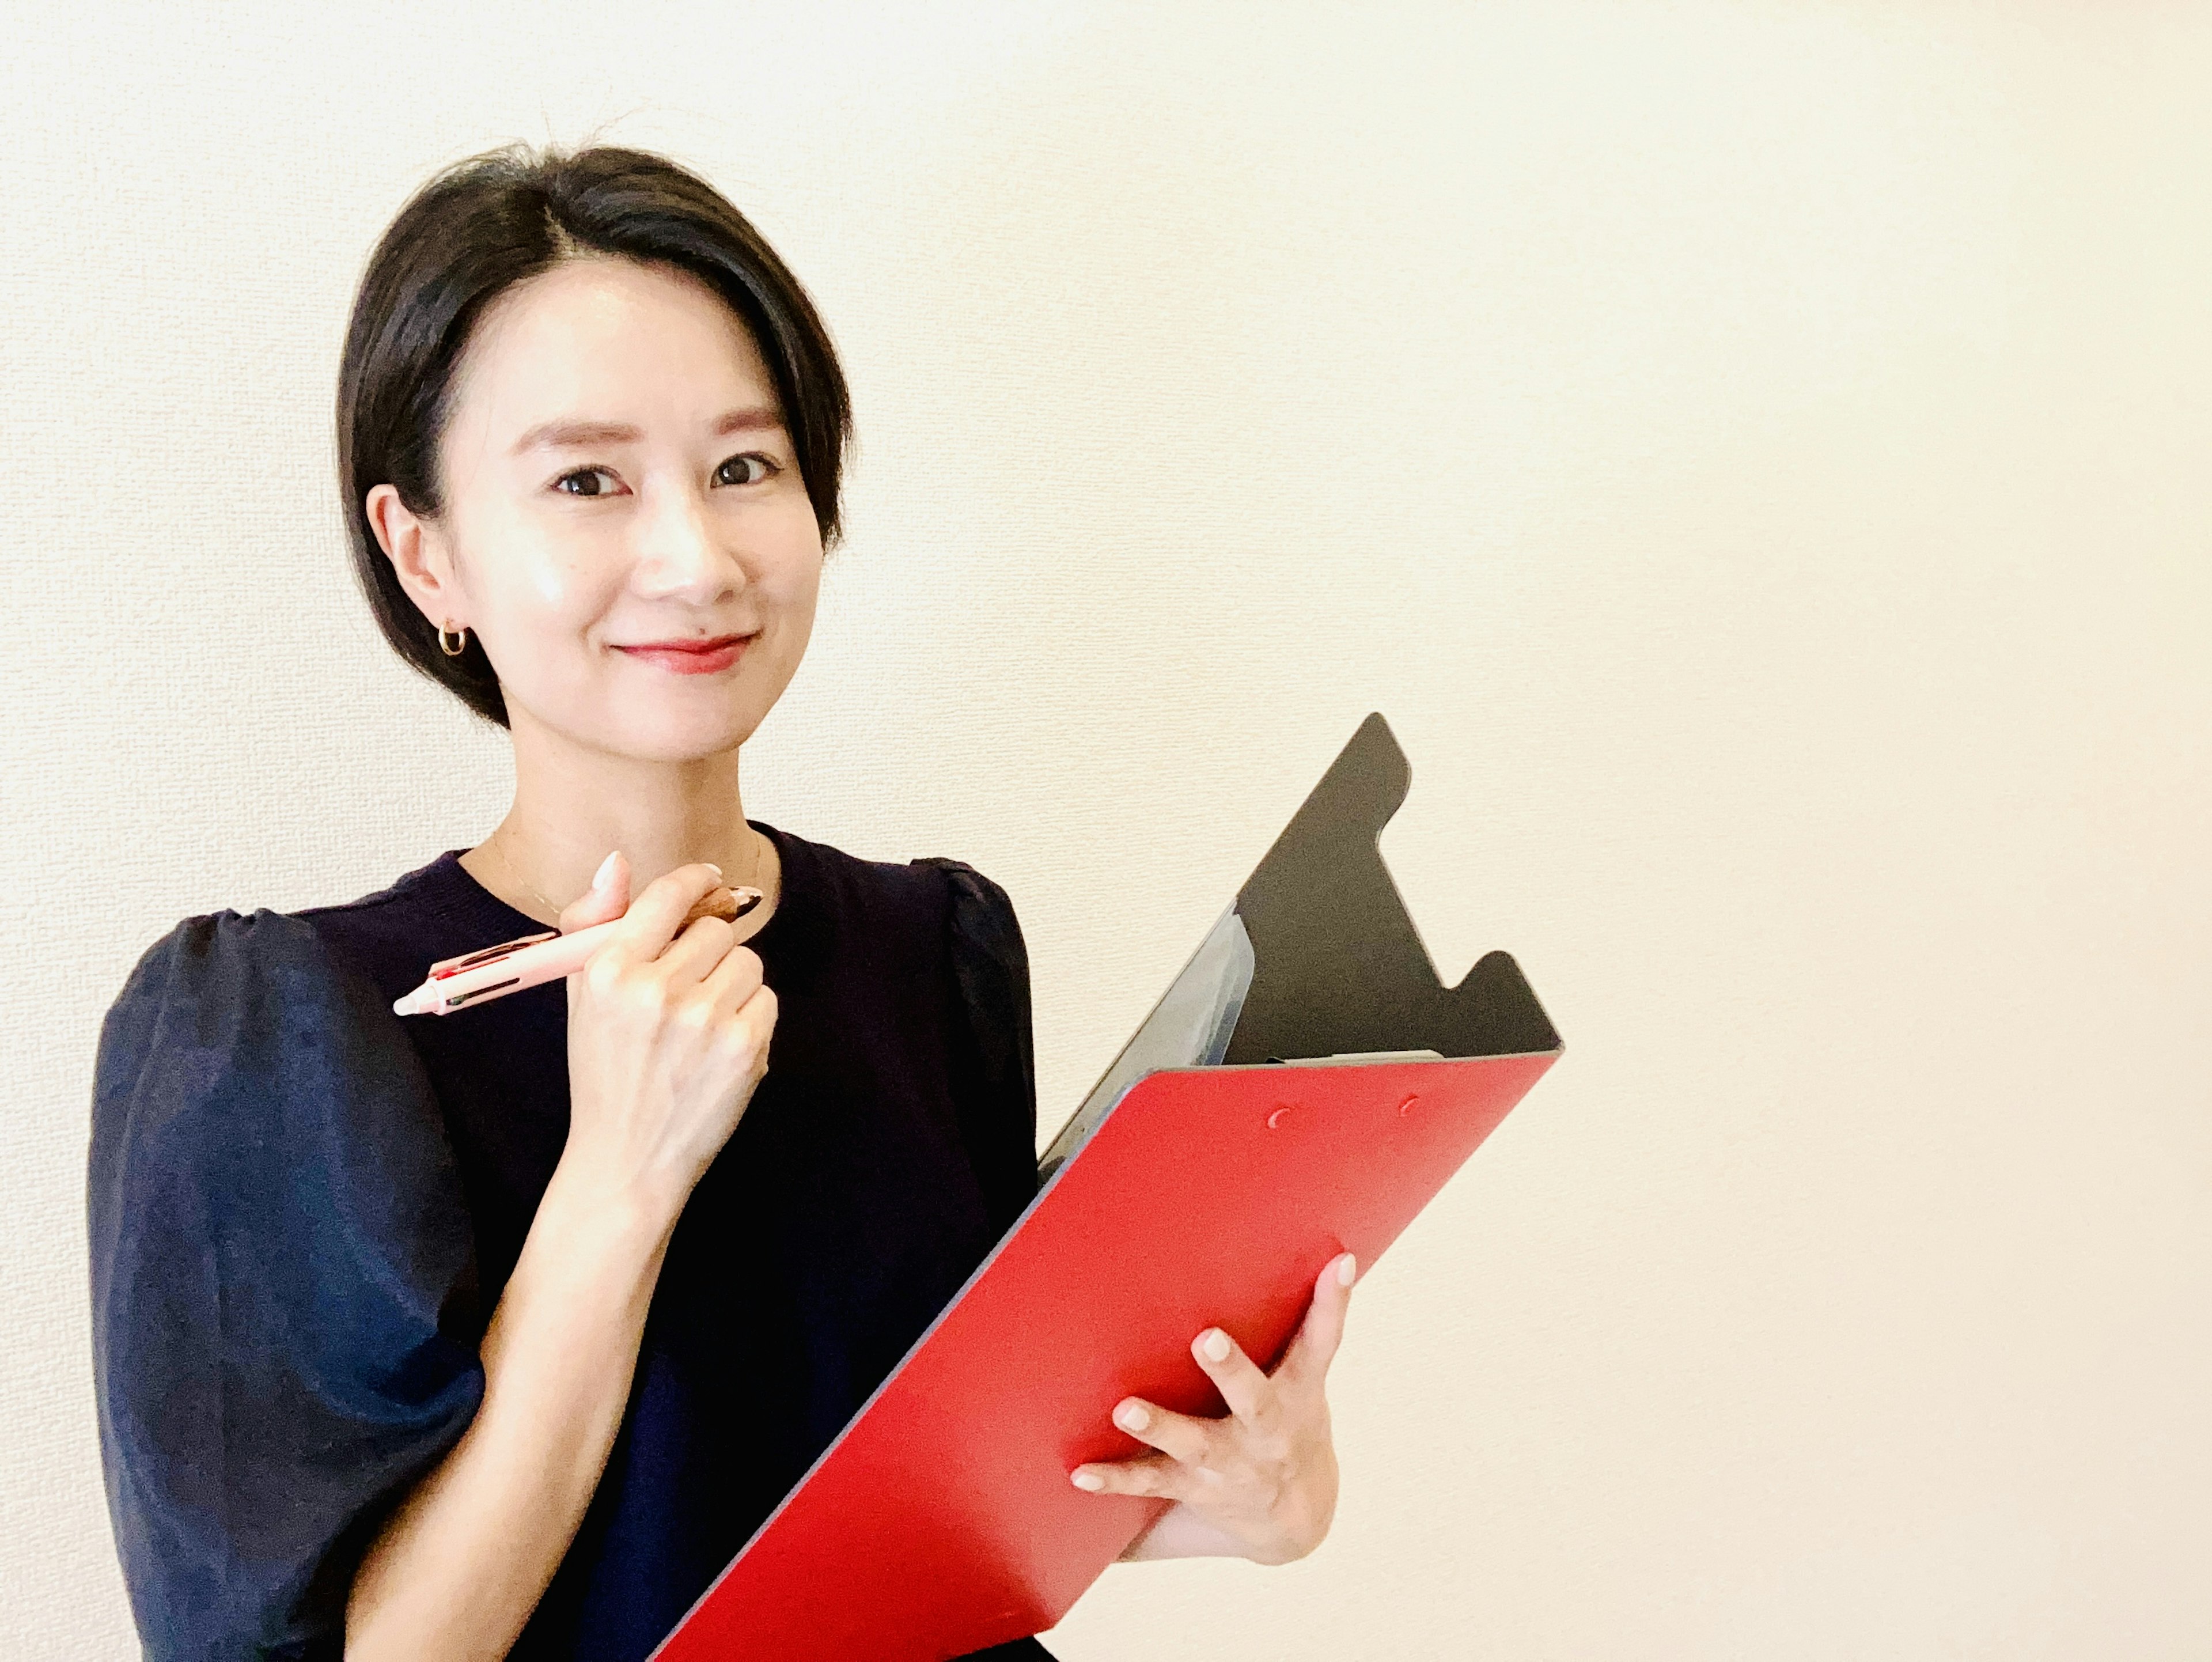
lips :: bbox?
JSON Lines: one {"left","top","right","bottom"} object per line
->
{"left": 613, "top": 633, "right": 755, "bottom": 675}
{"left": 621, "top": 633, "right": 749, "bottom": 652}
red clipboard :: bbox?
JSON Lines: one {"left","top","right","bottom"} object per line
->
{"left": 651, "top": 714, "right": 1565, "bottom": 1661}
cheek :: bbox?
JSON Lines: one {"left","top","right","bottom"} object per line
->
{"left": 483, "top": 524, "right": 622, "bottom": 639}
{"left": 522, "top": 536, "right": 609, "bottom": 618}
{"left": 769, "top": 561, "right": 823, "bottom": 627}
{"left": 456, "top": 525, "right": 627, "bottom": 701}
{"left": 752, "top": 526, "right": 824, "bottom": 632}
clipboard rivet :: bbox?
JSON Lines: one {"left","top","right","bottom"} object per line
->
{"left": 1399, "top": 1094, "right": 1420, "bottom": 1116}
{"left": 1266, "top": 1105, "right": 1294, "bottom": 1130}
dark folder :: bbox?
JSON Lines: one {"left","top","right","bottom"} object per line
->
{"left": 652, "top": 712, "right": 1564, "bottom": 1661}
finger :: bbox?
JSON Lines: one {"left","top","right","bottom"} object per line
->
{"left": 699, "top": 942, "right": 767, "bottom": 1024}
{"left": 1189, "top": 1325, "right": 1273, "bottom": 1425}
{"left": 1069, "top": 1449, "right": 1192, "bottom": 1503}
{"left": 559, "top": 849, "right": 631, "bottom": 933}
{"left": 651, "top": 914, "right": 738, "bottom": 990}
{"left": 1281, "top": 1251, "right": 1358, "bottom": 1387}
{"left": 1107, "top": 1396, "right": 1218, "bottom": 1468}
{"left": 736, "top": 984, "right": 778, "bottom": 1084}
{"left": 600, "top": 861, "right": 727, "bottom": 968}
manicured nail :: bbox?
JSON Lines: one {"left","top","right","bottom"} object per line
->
{"left": 1199, "top": 1328, "right": 1232, "bottom": 1363}
{"left": 1071, "top": 1470, "right": 1105, "bottom": 1491}
{"left": 1336, "top": 1254, "right": 1358, "bottom": 1286}
{"left": 704, "top": 862, "right": 723, "bottom": 878}
{"left": 591, "top": 850, "right": 620, "bottom": 891}
{"left": 1115, "top": 1401, "right": 1150, "bottom": 1433}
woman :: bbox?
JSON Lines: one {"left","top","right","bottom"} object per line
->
{"left": 88, "top": 145, "right": 1355, "bottom": 1661}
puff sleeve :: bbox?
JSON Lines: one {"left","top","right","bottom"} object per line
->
{"left": 914, "top": 859, "right": 1041, "bottom": 1240}
{"left": 86, "top": 908, "right": 485, "bottom": 1662}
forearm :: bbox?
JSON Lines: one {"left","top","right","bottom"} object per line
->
{"left": 345, "top": 1164, "right": 675, "bottom": 1660}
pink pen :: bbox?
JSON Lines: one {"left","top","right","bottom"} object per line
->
{"left": 392, "top": 885, "right": 764, "bottom": 1017}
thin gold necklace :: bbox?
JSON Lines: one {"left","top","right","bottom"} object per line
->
{"left": 490, "top": 828, "right": 763, "bottom": 922}
{"left": 490, "top": 834, "right": 565, "bottom": 921}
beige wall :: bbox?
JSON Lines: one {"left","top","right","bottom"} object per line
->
{"left": 4, "top": 3, "right": 2207, "bottom": 1656}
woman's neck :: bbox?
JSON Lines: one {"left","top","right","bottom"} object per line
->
{"left": 458, "top": 724, "right": 780, "bottom": 933}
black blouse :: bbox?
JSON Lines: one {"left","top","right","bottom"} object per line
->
{"left": 88, "top": 820, "right": 1055, "bottom": 1661}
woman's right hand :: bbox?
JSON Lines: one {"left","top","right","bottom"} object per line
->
{"left": 555, "top": 851, "right": 777, "bottom": 1224}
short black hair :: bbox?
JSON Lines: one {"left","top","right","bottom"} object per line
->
{"left": 336, "top": 143, "right": 853, "bottom": 728}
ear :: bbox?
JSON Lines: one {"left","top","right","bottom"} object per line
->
{"left": 365, "top": 483, "right": 465, "bottom": 630}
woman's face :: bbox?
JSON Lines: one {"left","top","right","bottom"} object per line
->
{"left": 408, "top": 255, "right": 824, "bottom": 763}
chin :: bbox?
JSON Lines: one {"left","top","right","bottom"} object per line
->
{"left": 514, "top": 677, "right": 774, "bottom": 763}
{"left": 615, "top": 709, "right": 764, "bottom": 762}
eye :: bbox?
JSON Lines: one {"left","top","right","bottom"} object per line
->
{"left": 713, "top": 452, "right": 779, "bottom": 488}
{"left": 552, "top": 466, "right": 626, "bottom": 498}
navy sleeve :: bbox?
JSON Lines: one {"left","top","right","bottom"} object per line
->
{"left": 87, "top": 908, "right": 486, "bottom": 1662}
{"left": 914, "top": 860, "right": 1041, "bottom": 1239}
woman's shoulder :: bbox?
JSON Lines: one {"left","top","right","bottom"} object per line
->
{"left": 93, "top": 875, "right": 451, "bottom": 1165}
{"left": 103, "top": 851, "right": 458, "bottom": 1050}
{"left": 770, "top": 821, "right": 1015, "bottom": 918}
{"left": 101, "top": 906, "right": 354, "bottom": 1066}
{"left": 771, "top": 824, "right": 1022, "bottom": 967}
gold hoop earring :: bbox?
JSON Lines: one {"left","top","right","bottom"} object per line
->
{"left": 437, "top": 620, "right": 469, "bottom": 657}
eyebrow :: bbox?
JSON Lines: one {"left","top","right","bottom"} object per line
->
{"left": 509, "top": 406, "right": 786, "bottom": 455}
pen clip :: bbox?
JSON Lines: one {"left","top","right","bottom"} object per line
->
{"left": 427, "top": 929, "right": 559, "bottom": 979}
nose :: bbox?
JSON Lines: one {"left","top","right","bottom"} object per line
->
{"left": 632, "top": 478, "right": 747, "bottom": 604}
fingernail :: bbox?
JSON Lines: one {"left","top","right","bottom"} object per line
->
{"left": 1115, "top": 1401, "right": 1150, "bottom": 1433}
{"left": 1337, "top": 1254, "right": 1358, "bottom": 1286}
{"left": 592, "top": 850, "right": 620, "bottom": 891}
{"left": 704, "top": 862, "right": 723, "bottom": 878}
{"left": 1199, "top": 1328, "right": 1232, "bottom": 1363}
{"left": 1071, "top": 1470, "right": 1105, "bottom": 1491}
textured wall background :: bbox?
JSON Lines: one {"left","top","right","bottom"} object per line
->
{"left": 3, "top": 3, "right": 2208, "bottom": 1656}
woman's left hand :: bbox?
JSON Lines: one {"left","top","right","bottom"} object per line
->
{"left": 1071, "top": 1251, "right": 1357, "bottom": 1566}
